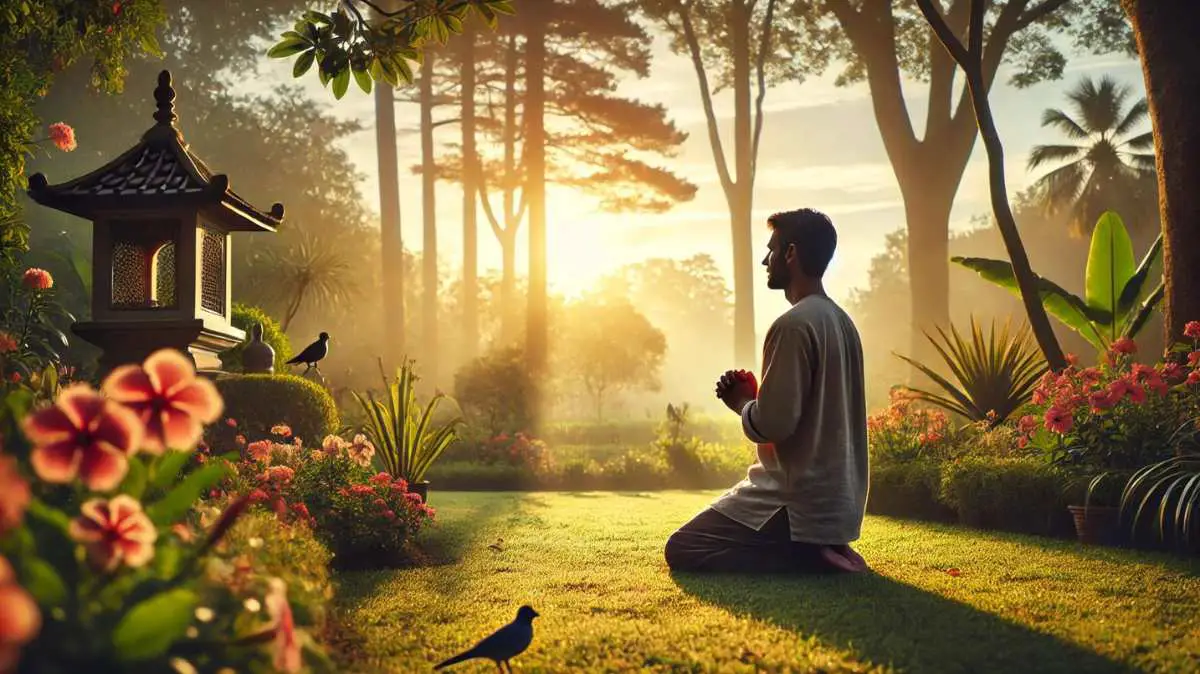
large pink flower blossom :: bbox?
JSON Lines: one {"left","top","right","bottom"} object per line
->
{"left": 103, "top": 349, "right": 223, "bottom": 453}
{"left": 1110, "top": 337, "right": 1137, "bottom": 355}
{"left": 20, "top": 268, "right": 52, "bottom": 291}
{"left": 23, "top": 384, "right": 143, "bottom": 491}
{"left": 0, "top": 555, "right": 40, "bottom": 673}
{"left": 1184, "top": 321, "right": 1200, "bottom": 340}
{"left": 0, "top": 457, "right": 29, "bottom": 535}
{"left": 0, "top": 332, "right": 16, "bottom": 355}
{"left": 346, "top": 434, "right": 375, "bottom": 468}
{"left": 1044, "top": 406, "right": 1074, "bottom": 434}
{"left": 68, "top": 495, "right": 157, "bottom": 571}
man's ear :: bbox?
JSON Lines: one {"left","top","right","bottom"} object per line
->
{"left": 784, "top": 243, "right": 798, "bottom": 264}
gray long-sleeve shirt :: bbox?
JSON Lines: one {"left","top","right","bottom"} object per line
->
{"left": 710, "top": 294, "right": 870, "bottom": 545}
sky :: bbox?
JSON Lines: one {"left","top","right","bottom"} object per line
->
{"left": 249, "top": 22, "right": 1146, "bottom": 341}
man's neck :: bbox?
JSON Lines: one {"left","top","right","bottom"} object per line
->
{"left": 785, "top": 280, "right": 826, "bottom": 305}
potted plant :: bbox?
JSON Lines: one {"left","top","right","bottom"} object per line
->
{"left": 352, "top": 357, "right": 461, "bottom": 502}
{"left": 1067, "top": 471, "right": 1128, "bottom": 546}
{"left": 1119, "top": 453, "right": 1200, "bottom": 554}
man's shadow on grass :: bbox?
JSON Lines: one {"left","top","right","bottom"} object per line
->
{"left": 671, "top": 570, "right": 1138, "bottom": 674}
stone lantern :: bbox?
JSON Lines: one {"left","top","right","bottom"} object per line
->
{"left": 27, "top": 70, "right": 283, "bottom": 377}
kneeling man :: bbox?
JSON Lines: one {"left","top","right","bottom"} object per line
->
{"left": 665, "top": 209, "right": 869, "bottom": 573}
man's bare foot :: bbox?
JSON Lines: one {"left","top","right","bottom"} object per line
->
{"left": 818, "top": 545, "right": 868, "bottom": 573}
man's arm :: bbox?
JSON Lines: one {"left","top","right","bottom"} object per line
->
{"left": 740, "top": 325, "right": 812, "bottom": 444}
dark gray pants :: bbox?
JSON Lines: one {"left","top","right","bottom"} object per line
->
{"left": 664, "top": 507, "right": 837, "bottom": 573}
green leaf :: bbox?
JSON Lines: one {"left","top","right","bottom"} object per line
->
{"left": 1084, "top": 211, "right": 1135, "bottom": 336}
{"left": 267, "top": 38, "right": 309, "bottom": 59}
{"left": 293, "top": 49, "right": 316, "bottom": 78}
{"left": 953, "top": 256, "right": 1107, "bottom": 350}
{"left": 112, "top": 588, "right": 199, "bottom": 661}
{"left": 369, "top": 57, "right": 384, "bottom": 81}
{"left": 146, "top": 463, "right": 228, "bottom": 526}
{"left": 118, "top": 456, "right": 149, "bottom": 499}
{"left": 1121, "top": 280, "right": 1164, "bottom": 340}
{"left": 22, "top": 558, "right": 67, "bottom": 606}
{"left": 1117, "top": 232, "right": 1163, "bottom": 315}
{"left": 149, "top": 451, "right": 193, "bottom": 492}
{"left": 353, "top": 66, "right": 373, "bottom": 94}
{"left": 26, "top": 498, "right": 70, "bottom": 533}
{"left": 332, "top": 67, "right": 351, "bottom": 99}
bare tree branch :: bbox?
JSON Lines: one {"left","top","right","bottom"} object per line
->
{"left": 914, "top": 0, "right": 970, "bottom": 64}
{"left": 675, "top": 0, "right": 735, "bottom": 196}
{"left": 750, "top": 0, "right": 778, "bottom": 187}
{"left": 1013, "top": 0, "right": 1070, "bottom": 32}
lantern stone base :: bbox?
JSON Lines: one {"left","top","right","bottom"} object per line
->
{"left": 73, "top": 319, "right": 245, "bottom": 379}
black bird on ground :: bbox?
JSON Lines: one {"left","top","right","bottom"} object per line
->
{"left": 434, "top": 605, "right": 539, "bottom": 672}
{"left": 286, "top": 332, "right": 329, "bottom": 374}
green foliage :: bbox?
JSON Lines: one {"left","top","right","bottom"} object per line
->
{"left": 219, "top": 303, "right": 293, "bottom": 372}
{"left": 0, "top": 265, "right": 77, "bottom": 379}
{"left": 937, "top": 456, "right": 1076, "bottom": 538}
{"left": 215, "top": 373, "right": 339, "bottom": 444}
{"left": 275, "top": 1, "right": 514, "bottom": 97}
{"left": 895, "top": 317, "right": 1048, "bottom": 426}
{"left": 1120, "top": 455, "right": 1200, "bottom": 554}
{"left": 865, "top": 460, "right": 954, "bottom": 523}
{"left": 453, "top": 346, "right": 534, "bottom": 436}
{"left": 352, "top": 358, "right": 461, "bottom": 483}
{"left": 953, "top": 211, "right": 1164, "bottom": 353}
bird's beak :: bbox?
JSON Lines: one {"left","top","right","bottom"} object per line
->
{"left": 532, "top": 610, "right": 540, "bottom": 618}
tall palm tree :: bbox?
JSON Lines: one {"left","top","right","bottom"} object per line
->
{"left": 1028, "top": 75, "right": 1157, "bottom": 237}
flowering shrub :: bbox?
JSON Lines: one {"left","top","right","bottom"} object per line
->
{"left": 208, "top": 426, "right": 435, "bottom": 569}
{"left": 0, "top": 266, "right": 76, "bottom": 381}
{"left": 475, "top": 432, "right": 553, "bottom": 472}
{"left": 0, "top": 348, "right": 328, "bottom": 673}
{"left": 1019, "top": 329, "right": 1200, "bottom": 473}
{"left": 867, "top": 388, "right": 962, "bottom": 462}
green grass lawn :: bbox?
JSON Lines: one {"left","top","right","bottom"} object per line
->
{"left": 329, "top": 492, "right": 1200, "bottom": 673}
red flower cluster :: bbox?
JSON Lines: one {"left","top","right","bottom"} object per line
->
{"left": 478, "top": 432, "right": 551, "bottom": 471}
{"left": 20, "top": 268, "right": 52, "bottom": 291}
{"left": 867, "top": 388, "right": 953, "bottom": 461}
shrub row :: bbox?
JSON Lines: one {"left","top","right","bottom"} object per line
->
{"left": 866, "top": 457, "right": 1082, "bottom": 539}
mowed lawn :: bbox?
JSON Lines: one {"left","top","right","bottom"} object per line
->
{"left": 330, "top": 492, "right": 1200, "bottom": 673}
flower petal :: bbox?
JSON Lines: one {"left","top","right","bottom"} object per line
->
{"left": 143, "top": 349, "right": 195, "bottom": 398}
{"left": 101, "top": 365, "right": 155, "bottom": 404}
{"left": 78, "top": 446, "right": 129, "bottom": 492}
{"left": 91, "top": 402, "right": 144, "bottom": 455}
{"left": 29, "top": 443, "right": 80, "bottom": 483}
{"left": 117, "top": 539, "right": 155, "bottom": 568}
{"left": 21, "top": 405, "right": 77, "bottom": 445}
{"left": 56, "top": 384, "right": 105, "bottom": 429}
{"left": 160, "top": 409, "right": 202, "bottom": 451}
{"left": 169, "top": 379, "right": 223, "bottom": 424}
{"left": 0, "top": 584, "right": 41, "bottom": 644}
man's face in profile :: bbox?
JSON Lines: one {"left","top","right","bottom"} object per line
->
{"left": 764, "top": 230, "right": 794, "bottom": 290}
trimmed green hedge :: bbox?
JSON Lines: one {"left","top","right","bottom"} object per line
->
{"left": 866, "top": 460, "right": 955, "bottom": 523}
{"left": 215, "top": 373, "right": 339, "bottom": 444}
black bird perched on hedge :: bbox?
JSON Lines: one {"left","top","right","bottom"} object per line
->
{"left": 434, "top": 605, "right": 539, "bottom": 672}
{"left": 286, "top": 332, "right": 329, "bottom": 374}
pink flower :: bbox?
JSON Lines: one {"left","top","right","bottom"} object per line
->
{"left": 1188, "top": 351, "right": 1200, "bottom": 368}
{"left": 247, "top": 440, "right": 272, "bottom": 463}
{"left": 290, "top": 502, "right": 310, "bottom": 519}
{"left": 1184, "top": 321, "right": 1200, "bottom": 339}
{"left": 1188, "top": 371, "right": 1200, "bottom": 386}
{"left": 102, "top": 349, "right": 223, "bottom": 453}
{"left": 1017, "top": 415, "right": 1038, "bottom": 434}
{"left": 0, "top": 332, "right": 16, "bottom": 354}
{"left": 225, "top": 418, "right": 237, "bottom": 428}
{"left": 248, "top": 489, "right": 270, "bottom": 503}
{"left": 0, "top": 456, "right": 29, "bottom": 535}
{"left": 171, "top": 523, "right": 195, "bottom": 543}
{"left": 47, "top": 122, "right": 76, "bottom": 152}
{"left": 347, "top": 434, "right": 375, "bottom": 468}
{"left": 1107, "top": 379, "right": 1133, "bottom": 401}
{"left": 369, "top": 472, "right": 392, "bottom": 485}
{"left": 1044, "top": 406, "right": 1074, "bottom": 434}
{"left": 1110, "top": 337, "right": 1137, "bottom": 355}
{"left": 383, "top": 510, "right": 396, "bottom": 520}
{"left": 1088, "top": 390, "right": 1118, "bottom": 412}
{"left": 68, "top": 495, "right": 157, "bottom": 571}
{"left": 265, "top": 579, "right": 301, "bottom": 673}
{"left": 1162, "top": 362, "right": 1185, "bottom": 383}
{"left": 349, "top": 484, "right": 374, "bottom": 496}
{"left": 320, "top": 434, "right": 347, "bottom": 454}
{"left": 1126, "top": 382, "right": 1147, "bottom": 404}
{"left": 0, "top": 555, "right": 40, "bottom": 671}
{"left": 23, "top": 384, "right": 143, "bottom": 491}
{"left": 265, "top": 466, "right": 295, "bottom": 483}
{"left": 20, "top": 268, "right": 52, "bottom": 291}
{"left": 271, "top": 424, "right": 292, "bottom": 438}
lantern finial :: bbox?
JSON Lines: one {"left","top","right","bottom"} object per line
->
{"left": 153, "top": 70, "right": 177, "bottom": 126}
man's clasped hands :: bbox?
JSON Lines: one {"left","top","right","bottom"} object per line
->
{"left": 715, "top": 369, "right": 758, "bottom": 413}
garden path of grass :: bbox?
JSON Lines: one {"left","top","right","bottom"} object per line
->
{"left": 329, "top": 492, "right": 1200, "bottom": 673}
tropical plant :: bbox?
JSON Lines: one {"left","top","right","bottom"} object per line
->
{"left": 0, "top": 265, "right": 76, "bottom": 379}
{"left": 249, "top": 230, "right": 359, "bottom": 332}
{"left": 895, "top": 317, "right": 1048, "bottom": 427}
{"left": 1120, "top": 454, "right": 1200, "bottom": 553}
{"left": 1028, "top": 75, "right": 1157, "bottom": 237}
{"left": 352, "top": 358, "right": 462, "bottom": 483}
{"left": 954, "top": 211, "right": 1163, "bottom": 353}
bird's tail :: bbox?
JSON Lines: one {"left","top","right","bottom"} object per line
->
{"left": 434, "top": 647, "right": 479, "bottom": 670}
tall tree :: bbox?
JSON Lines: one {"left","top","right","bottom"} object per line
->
{"left": 1120, "top": 0, "right": 1200, "bottom": 345}
{"left": 1028, "top": 75, "right": 1156, "bottom": 237}
{"left": 419, "top": 48, "right": 439, "bottom": 381}
{"left": 639, "top": 0, "right": 810, "bottom": 369}
{"left": 525, "top": 8, "right": 549, "bottom": 429}
{"left": 797, "top": 0, "right": 1129, "bottom": 369}
{"left": 460, "top": 21, "right": 481, "bottom": 363}
{"left": 372, "top": 1, "right": 407, "bottom": 367}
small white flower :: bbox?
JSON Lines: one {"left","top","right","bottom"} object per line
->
{"left": 243, "top": 597, "right": 262, "bottom": 613}
{"left": 194, "top": 606, "right": 215, "bottom": 623}
{"left": 248, "top": 536, "right": 263, "bottom": 549}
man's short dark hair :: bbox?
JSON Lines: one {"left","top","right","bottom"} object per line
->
{"left": 767, "top": 208, "right": 837, "bottom": 277}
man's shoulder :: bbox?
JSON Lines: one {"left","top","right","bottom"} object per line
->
{"left": 775, "top": 296, "right": 846, "bottom": 329}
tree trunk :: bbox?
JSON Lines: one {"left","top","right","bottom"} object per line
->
{"left": 899, "top": 175, "right": 953, "bottom": 361}
{"left": 525, "top": 15, "right": 548, "bottom": 434}
{"left": 420, "top": 49, "right": 438, "bottom": 382}
{"left": 1121, "top": 0, "right": 1200, "bottom": 345}
{"left": 461, "top": 24, "right": 479, "bottom": 363}
{"left": 374, "top": 64, "right": 405, "bottom": 367}
{"left": 731, "top": 0, "right": 757, "bottom": 370}
{"left": 500, "top": 227, "right": 517, "bottom": 344}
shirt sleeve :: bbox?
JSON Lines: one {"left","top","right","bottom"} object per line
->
{"left": 740, "top": 324, "right": 812, "bottom": 444}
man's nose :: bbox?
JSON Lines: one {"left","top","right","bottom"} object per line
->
{"left": 761, "top": 253, "right": 769, "bottom": 266}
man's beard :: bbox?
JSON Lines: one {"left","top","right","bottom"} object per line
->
{"left": 766, "top": 265, "right": 790, "bottom": 290}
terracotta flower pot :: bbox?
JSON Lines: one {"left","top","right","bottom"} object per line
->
{"left": 1068, "top": 505, "right": 1121, "bottom": 546}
